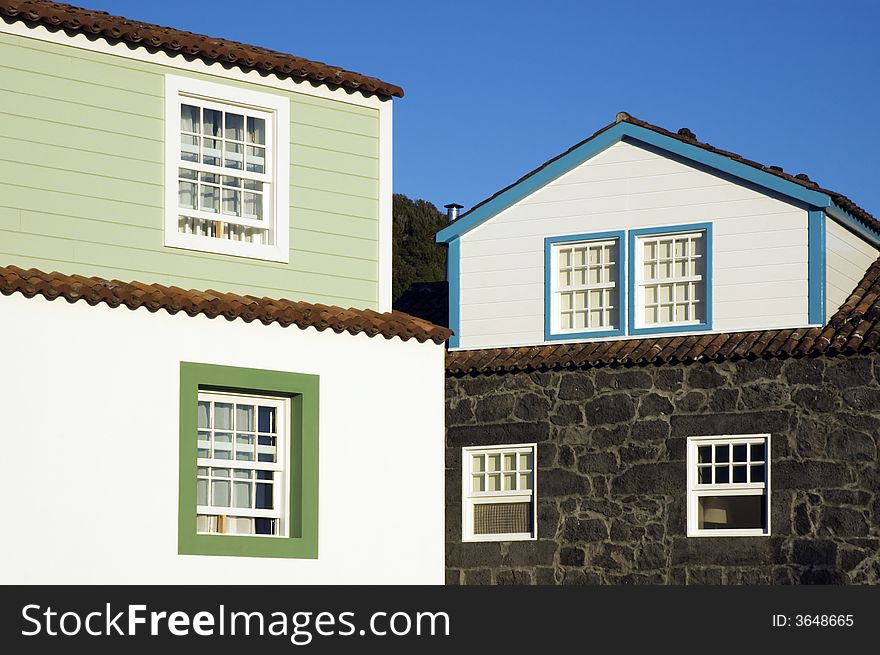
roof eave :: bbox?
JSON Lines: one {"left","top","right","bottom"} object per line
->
{"left": 437, "top": 120, "right": 838, "bottom": 244}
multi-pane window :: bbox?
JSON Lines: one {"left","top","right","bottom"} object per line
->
{"left": 165, "top": 76, "right": 289, "bottom": 262}
{"left": 196, "top": 391, "right": 288, "bottom": 536}
{"left": 687, "top": 434, "right": 770, "bottom": 537}
{"left": 554, "top": 239, "right": 618, "bottom": 332}
{"left": 463, "top": 444, "right": 536, "bottom": 541}
{"left": 637, "top": 231, "right": 705, "bottom": 326}
{"left": 177, "top": 101, "right": 272, "bottom": 245}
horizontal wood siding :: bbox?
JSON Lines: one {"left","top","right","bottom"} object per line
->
{"left": 0, "top": 30, "right": 380, "bottom": 308}
{"left": 826, "top": 219, "right": 878, "bottom": 321}
{"left": 458, "top": 140, "right": 810, "bottom": 349}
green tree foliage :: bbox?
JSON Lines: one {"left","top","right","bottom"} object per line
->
{"left": 392, "top": 193, "right": 448, "bottom": 302}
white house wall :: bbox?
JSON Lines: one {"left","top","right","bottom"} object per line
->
{"left": 826, "top": 218, "right": 877, "bottom": 322}
{"left": 0, "top": 293, "right": 445, "bottom": 584}
{"left": 457, "top": 140, "right": 810, "bottom": 349}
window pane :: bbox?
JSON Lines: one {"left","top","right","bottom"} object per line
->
{"left": 247, "top": 116, "right": 266, "bottom": 144}
{"left": 235, "top": 404, "right": 254, "bottom": 431}
{"left": 181, "top": 134, "right": 199, "bottom": 163}
{"left": 503, "top": 453, "right": 516, "bottom": 471}
{"left": 179, "top": 181, "right": 197, "bottom": 209}
{"left": 503, "top": 473, "right": 515, "bottom": 491}
{"left": 203, "top": 109, "right": 222, "bottom": 136}
{"left": 715, "top": 466, "right": 729, "bottom": 483}
{"left": 472, "top": 455, "right": 484, "bottom": 473}
{"left": 235, "top": 434, "right": 254, "bottom": 461}
{"left": 233, "top": 481, "right": 252, "bottom": 508}
{"left": 697, "top": 446, "right": 711, "bottom": 464}
{"left": 196, "top": 479, "right": 208, "bottom": 505}
{"left": 222, "top": 188, "right": 241, "bottom": 217}
{"left": 698, "top": 494, "right": 765, "bottom": 530}
{"left": 246, "top": 146, "right": 266, "bottom": 174}
{"left": 203, "top": 138, "right": 221, "bottom": 166}
{"left": 213, "top": 432, "right": 232, "bottom": 459}
{"left": 255, "top": 483, "right": 273, "bottom": 510}
{"left": 181, "top": 104, "right": 200, "bottom": 133}
{"left": 487, "top": 474, "right": 501, "bottom": 491}
{"left": 519, "top": 452, "right": 532, "bottom": 470}
{"left": 733, "top": 465, "right": 747, "bottom": 483}
{"left": 225, "top": 142, "right": 243, "bottom": 170}
{"left": 197, "top": 431, "right": 211, "bottom": 458}
{"left": 200, "top": 184, "right": 220, "bottom": 213}
{"left": 487, "top": 454, "right": 500, "bottom": 472}
{"left": 519, "top": 473, "right": 531, "bottom": 490}
{"left": 225, "top": 113, "right": 244, "bottom": 141}
{"left": 214, "top": 403, "right": 233, "bottom": 429}
{"left": 255, "top": 518, "right": 275, "bottom": 535}
{"left": 244, "top": 192, "right": 263, "bottom": 220}
{"left": 472, "top": 475, "right": 484, "bottom": 492}
{"left": 715, "top": 444, "right": 729, "bottom": 463}
{"left": 750, "top": 443, "right": 766, "bottom": 461}
{"left": 258, "top": 406, "right": 276, "bottom": 433}
{"left": 733, "top": 444, "right": 748, "bottom": 462}
{"left": 751, "top": 464, "right": 765, "bottom": 483}
{"left": 698, "top": 466, "right": 712, "bottom": 484}
{"left": 212, "top": 479, "right": 230, "bottom": 507}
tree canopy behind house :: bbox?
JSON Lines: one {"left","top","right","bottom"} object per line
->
{"left": 392, "top": 193, "right": 448, "bottom": 302}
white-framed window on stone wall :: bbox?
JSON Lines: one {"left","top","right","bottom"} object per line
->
{"left": 165, "top": 75, "right": 290, "bottom": 262}
{"left": 545, "top": 232, "right": 625, "bottom": 340}
{"left": 687, "top": 434, "right": 770, "bottom": 537}
{"left": 462, "top": 443, "right": 537, "bottom": 542}
{"left": 196, "top": 390, "right": 289, "bottom": 536}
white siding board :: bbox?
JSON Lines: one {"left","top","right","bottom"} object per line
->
{"left": 457, "top": 140, "right": 812, "bottom": 349}
{"left": 825, "top": 219, "right": 878, "bottom": 320}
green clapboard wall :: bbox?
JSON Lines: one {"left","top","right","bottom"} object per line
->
{"left": 0, "top": 30, "right": 381, "bottom": 308}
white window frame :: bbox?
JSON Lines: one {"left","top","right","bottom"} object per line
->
{"left": 687, "top": 434, "right": 771, "bottom": 538}
{"left": 462, "top": 443, "right": 537, "bottom": 542}
{"left": 165, "top": 75, "right": 290, "bottom": 262}
{"left": 196, "top": 390, "right": 290, "bottom": 538}
{"left": 634, "top": 230, "right": 705, "bottom": 329}
{"left": 550, "top": 238, "right": 620, "bottom": 335}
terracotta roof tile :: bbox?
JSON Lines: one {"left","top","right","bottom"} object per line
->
{"left": 0, "top": 265, "right": 450, "bottom": 344}
{"left": 446, "top": 256, "right": 880, "bottom": 375}
{"left": 0, "top": 1, "right": 403, "bottom": 98}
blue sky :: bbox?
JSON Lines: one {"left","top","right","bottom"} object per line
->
{"left": 87, "top": 0, "right": 880, "bottom": 215}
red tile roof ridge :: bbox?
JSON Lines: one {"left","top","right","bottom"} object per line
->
{"left": 446, "top": 256, "right": 880, "bottom": 375}
{"left": 0, "top": 264, "right": 451, "bottom": 344}
{"left": 0, "top": 0, "right": 404, "bottom": 98}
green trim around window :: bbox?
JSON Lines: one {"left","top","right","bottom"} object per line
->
{"left": 178, "top": 362, "right": 319, "bottom": 559}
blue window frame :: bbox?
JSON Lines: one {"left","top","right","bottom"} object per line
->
{"left": 544, "top": 231, "right": 626, "bottom": 341}
{"left": 627, "top": 223, "right": 713, "bottom": 336}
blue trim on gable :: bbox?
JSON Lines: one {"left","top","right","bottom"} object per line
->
{"left": 627, "top": 223, "right": 713, "bottom": 337}
{"left": 437, "top": 124, "right": 628, "bottom": 244}
{"left": 447, "top": 237, "right": 461, "bottom": 349}
{"left": 436, "top": 121, "right": 835, "bottom": 244}
{"left": 544, "top": 231, "right": 626, "bottom": 341}
{"left": 808, "top": 209, "right": 827, "bottom": 325}
{"left": 826, "top": 204, "right": 880, "bottom": 247}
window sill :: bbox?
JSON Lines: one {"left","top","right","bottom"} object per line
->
{"left": 462, "top": 533, "right": 536, "bottom": 543}
{"left": 545, "top": 327, "right": 625, "bottom": 341}
{"left": 165, "top": 233, "right": 289, "bottom": 263}
{"left": 686, "top": 529, "right": 769, "bottom": 538}
{"left": 628, "top": 321, "right": 711, "bottom": 337}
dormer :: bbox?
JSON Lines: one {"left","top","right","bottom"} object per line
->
{"left": 437, "top": 113, "right": 880, "bottom": 350}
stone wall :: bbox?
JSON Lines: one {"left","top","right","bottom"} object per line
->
{"left": 445, "top": 354, "right": 880, "bottom": 584}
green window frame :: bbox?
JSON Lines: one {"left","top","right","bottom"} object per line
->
{"left": 178, "top": 362, "right": 318, "bottom": 558}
